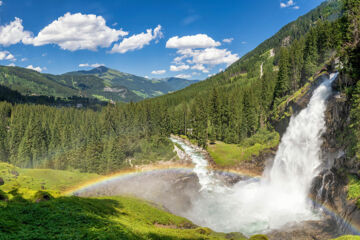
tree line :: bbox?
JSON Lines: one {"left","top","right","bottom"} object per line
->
{"left": 0, "top": 0, "right": 358, "bottom": 174}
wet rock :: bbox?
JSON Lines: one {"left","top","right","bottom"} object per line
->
{"left": 0, "top": 190, "right": 8, "bottom": 201}
{"left": 273, "top": 73, "right": 330, "bottom": 137}
{"left": 33, "top": 191, "right": 53, "bottom": 203}
{"left": 225, "top": 232, "right": 247, "bottom": 239}
{"left": 267, "top": 217, "right": 340, "bottom": 240}
{"left": 313, "top": 70, "right": 360, "bottom": 235}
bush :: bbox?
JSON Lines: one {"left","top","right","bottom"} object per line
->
{"left": 249, "top": 234, "right": 269, "bottom": 240}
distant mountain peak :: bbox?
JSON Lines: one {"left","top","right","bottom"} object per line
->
{"left": 89, "top": 66, "right": 109, "bottom": 73}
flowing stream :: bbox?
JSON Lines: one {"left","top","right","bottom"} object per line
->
{"left": 170, "top": 73, "right": 338, "bottom": 235}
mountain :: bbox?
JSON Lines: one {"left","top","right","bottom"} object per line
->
{"left": 146, "top": 0, "right": 344, "bottom": 146}
{"left": 0, "top": 66, "right": 78, "bottom": 97}
{"left": 65, "top": 66, "right": 198, "bottom": 99}
{"left": 0, "top": 65, "right": 197, "bottom": 102}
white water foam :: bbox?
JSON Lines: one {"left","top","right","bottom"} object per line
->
{"left": 170, "top": 73, "right": 338, "bottom": 236}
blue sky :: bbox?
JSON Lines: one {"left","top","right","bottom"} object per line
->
{"left": 0, "top": 0, "right": 325, "bottom": 80}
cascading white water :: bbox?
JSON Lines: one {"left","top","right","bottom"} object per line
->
{"left": 170, "top": 73, "right": 338, "bottom": 236}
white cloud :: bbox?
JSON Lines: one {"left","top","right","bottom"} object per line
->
{"left": 144, "top": 75, "right": 149, "bottom": 79}
{"left": 79, "top": 63, "right": 105, "bottom": 68}
{"left": 26, "top": 12, "right": 128, "bottom": 51}
{"left": 91, "top": 63, "right": 105, "bottom": 68}
{"left": 26, "top": 65, "right": 42, "bottom": 72}
{"left": 166, "top": 34, "right": 221, "bottom": 49}
{"left": 208, "top": 73, "right": 215, "bottom": 77}
{"left": 191, "top": 64, "right": 209, "bottom": 73}
{"left": 0, "top": 17, "right": 33, "bottom": 46}
{"left": 222, "top": 38, "right": 234, "bottom": 43}
{"left": 175, "top": 74, "right": 191, "bottom": 79}
{"left": 0, "top": 51, "right": 16, "bottom": 61}
{"left": 7, "top": 63, "right": 15, "bottom": 67}
{"left": 170, "top": 64, "right": 190, "bottom": 72}
{"left": 111, "top": 25, "right": 163, "bottom": 53}
{"left": 21, "top": 57, "right": 27, "bottom": 62}
{"left": 241, "top": 41, "right": 247, "bottom": 44}
{"left": 280, "top": 0, "right": 298, "bottom": 9}
{"left": 0, "top": 1, "right": 3, "bottom": 6}
{"left": 177, "top": 47, "right": 239, "bottom": 66}
{"left": 151, "top": 69, "right": 166, "bottom": 75}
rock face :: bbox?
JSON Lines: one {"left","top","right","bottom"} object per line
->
{"left": 311, "top": 71, "right": 360, "bottom": 235}
{"left": 273, "top": 72, "right": 331, "bottom": 137}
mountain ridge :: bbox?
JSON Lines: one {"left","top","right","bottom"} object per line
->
{"left": 0, "top": 65, "right": 197, "bottom": 102}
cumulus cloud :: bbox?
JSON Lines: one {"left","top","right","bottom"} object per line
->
{"left": 166, "top": 33, "right": 238, "bottom": 75}
{"left": 222, "top": 38, "right": 234, "bottom": 43}
{"left": 191, "top": 64, "right": 209, "bottom": 73}
{"left": 177, "top": 48, "right": 239, "bottom": 66}
{"left": 79, "top": 63, "right": 105, "bottom": 68}
{"left": 0, "top": 51, "right": 16, "bottom": 61}
{"left": 151, "top": 69, "right": 166, "bottom": 75}
{"left": 0, "top": 18, "right": 33, "bottom": 46}
{"left": 175, "top": 74, "right": 191, "bottom": 79}
{"left": 166, "top": 34, "right": 221, "bottom": 49}
{"left": 8, "top": 63, "right": 15, "bottom": 67}
{"left": 26, "top": 65, "right": 42, "bottom": 72}
{"left": 111, "top": 25, "right": 163, "bottom": 53}
{"left": 21, "top": 57, "right": 27, "bottom": 62}
{"left": 26, "top": 12, "right": 128, "bottom": 51}
{"left": 170, "top": 64, "right": 190, "bottom": 72}
{"left": 280, "top": 0, "right": 299, "bottom": 9}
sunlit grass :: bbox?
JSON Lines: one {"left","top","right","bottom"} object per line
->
{"left": 208, "top": 130, "right": 279, "bottom": 167}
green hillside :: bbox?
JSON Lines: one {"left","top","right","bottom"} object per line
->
{"left": 0, "top": 65, "right": 197, "bottom": 103}
{"left": 66, "top": 66, "right": 198, "bottom": 99}
{"left": 0, "top": 162, "right": 250, "bottom": 240}
{"left": 0, "top": 66, "right": 78, "bottom": 98}
{"left": 146, "top": 0, "right": 344, "bottom": 148}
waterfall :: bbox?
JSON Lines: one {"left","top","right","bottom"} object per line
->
{"left": 170, "top": 73, "right": 338, "bottom": 236}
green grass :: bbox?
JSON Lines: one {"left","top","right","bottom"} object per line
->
{"left": 347, "top": 175, "right": 360, "bottom": 209}
{"left": 133, "top": 90, "right": 148, "bottom": 98}
{"left": 347, "top": 175, "right": 360, "bottom": 200}
{"left": 332, "top": 236, "right": 360, "bottom": 240}
{"left": 0, "top": 194, "right": 247, "bottom": 240}
{"left": 0, "top": 161, "right": 248, "bottom": 240}
{"left": 92, "top": 94, "right": 110, "bottom": 102}
{"left": 208, "top": 129, "right": 279, "bottom": 167}
{"left": 0, "top": 162, "right": 99, "bottom": 197}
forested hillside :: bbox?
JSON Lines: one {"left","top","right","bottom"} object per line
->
{"left": 0, "top": 65, "right": 197, "bottom": 103}
{"left": 148, "top": 0, "right": 345, "bottom": 147}
{"left": 65, "top": 66, "right": 198, "bottom": 99}
{"left": 0, "top": 0, "right": 358, "bottom": 176}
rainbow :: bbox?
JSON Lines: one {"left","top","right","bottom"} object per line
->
{"left": 64, "top": 166, "right": 360, "bottom": 236}
{"left": 64, "top": 164, "right": 258, "bottom": 196}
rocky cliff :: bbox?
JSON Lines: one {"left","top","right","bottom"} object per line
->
{"left": 312, "top": 71, "right": 360, "bottom": 235}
